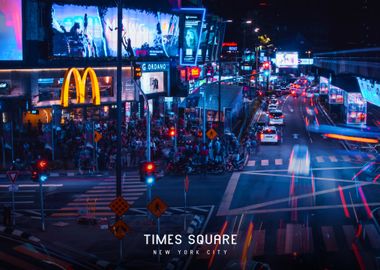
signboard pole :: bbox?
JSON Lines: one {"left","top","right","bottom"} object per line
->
{"left": 174, "top": 121, "right": 178, "bottom": 153}
{"left": 184, "top": 190, "right": 187, "bottom": 231}
{"left": 157, "top": 217, "right": 161, "bottom": 263}
{"left": 39, "top": 179, "right": 46, "bottom": 231}
{"left": 10, "top": 121, "right": 14, "bottom": 162}
{"left": 11, "top": 186, "right": 15, "bottom": 226}
{"left": 1, "top": 137, "right": 5, "bottom": 169}
{"left": 51, "top": 124, "right": 55, "bottom": 161}
{"left": 202, "top": 90, "right": 206, "bottom": 144}
{"left": 95, "top": 142, "right": 98, "bottom": 172}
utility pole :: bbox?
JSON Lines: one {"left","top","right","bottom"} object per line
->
{"left": 218, "top": 22, "right": 226, "bottom": 131}
{"left": 116, "top": 0, "right": 122, "bottom": 199}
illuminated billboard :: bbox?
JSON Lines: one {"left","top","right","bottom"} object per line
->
{"left": 179, "top": 8, "right": 206, "bottom": 66}
{"left": 319, "top": 76, "right": 329, "bottom": 95}
{"left": 140, "top": 72, "right": 165, "bottom": 95}
{"left": 356, "top": 77, "right": 380, "bottom": 107}
{"left": 0, "top": 0, "right": 23, "bottom": 60}
{"left": 51, "top": 4, "right": 179, "bottom": 58}
{"left": 275, "top": 52, "right": 299, "bottom": 68}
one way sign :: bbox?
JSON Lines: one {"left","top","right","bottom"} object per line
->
{"left": 6, "top": 171, "right": 19, "bottom": 183}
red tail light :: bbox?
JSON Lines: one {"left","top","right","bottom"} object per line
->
{"left": 276, "top": 135, "right": 280, "bottom": 141}
{"left": 260, "top": 133, "right": 264, "bottom": 140}
{"left": 269, "top": 115, "right": 274, "bottom": 118}
{"left": 280, "top": 115, "right": 285, "bottom": 118}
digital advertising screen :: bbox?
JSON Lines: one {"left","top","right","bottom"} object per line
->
{"left": 328, "top": 85, "right": 344, "bottom": 104}
{"left": 356, "top": 77, "right": 380, "bottom": 107}
{"left": 180, "top": 8, "right": 206, "bottom": 66}
{"left": 51, "top": 4, "right": 179, "bottom": 58}
{"left": 275, "top": 51, "right": 299, "bottom": 68}
{"left": 51, "top": 4, "right": 114, "bottom": 58}
{"left": 205, "top": 20, "right": 216, "bottom": 62}
{"left": 140, "top": 72, "right": 165, "bottom": 95}
{"left": 197, "top": 22, "right": 208, "bottom": 63}
{"left": 319, "top": 76, "right": 329, "bottom": 95}
{"left": 0, "top": 0, "right": 23, "bottom": 61}
{"left": 104, "top": 8, "right": 179, "bottom": 58}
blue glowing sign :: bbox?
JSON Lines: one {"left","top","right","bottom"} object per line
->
{"left": 356, "top": 77, "right": 380, "bottom": 107}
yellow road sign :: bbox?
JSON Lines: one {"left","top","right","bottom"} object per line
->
{"left": 206, "top": 128, "right": 218, "bottom": 140}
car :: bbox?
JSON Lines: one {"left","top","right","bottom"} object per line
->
{"left": 252, "top": 113, "right": 269, "bottom": 134}
{"left": 353, "top": 161, "right": 380, "bottom": 182}
{"left": 269, "top": 110, "right": 284, "bottom": 125}
{"left": 288, "top": 144, "right": 310, "bottom": 175}
{"left": 268, "top": 103, "right": 278, "bottom": 111}
{"left": 306, "top": 91, "right": 314, "bottom": 98}
{"left": 259, "top": 126, "right": 280, "bottom": 144}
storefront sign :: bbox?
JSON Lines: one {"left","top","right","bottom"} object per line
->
{"left": 140, "top": 62, "right": 169, "bottom": 72}
{"left": 60, "top": 67, "right": 101, "bottom": 107}
{"left": 180, "top": 8, "right": 206, "bottom": 66}
{"left": 356, "top": 77, "right": 380, "bottom": 107}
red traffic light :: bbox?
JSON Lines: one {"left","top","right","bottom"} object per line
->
{"left": 262, "top": 61, "right": 270, "bottom": 69}
{"left": 144, "top": 162, "right": 156, "bottom": 173}
{"left": 169, "top": 127, "right": 176, "bottom": 137}
{"left": 37, "top": 159, "right": 48, "bottom": 170}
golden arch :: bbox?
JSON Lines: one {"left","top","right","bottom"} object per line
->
{"left": 60, "top": 67, "right": 101, "bottom": 107}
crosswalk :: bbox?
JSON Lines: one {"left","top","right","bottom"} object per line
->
{"left": 246, "top": 153, "right": 377, "bottom": 168}
{"left": 51, "top": 172, "right": 146, "bottom": 218}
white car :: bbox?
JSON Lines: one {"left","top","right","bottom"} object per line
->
{"left": 268, "top": 104, "right": 278, "bottom": 111}
{"left": 269, "top": 110, "right": 284, "bottom": 125}
{"left": 259, "top": 126, "right": 280, "bottom": 144}
{"left": 288, "top": 144, "right": 310, "bottom": 175}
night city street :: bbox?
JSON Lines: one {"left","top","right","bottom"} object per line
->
{"left": 1, "top": 0, "right": 380, "bottom": 269}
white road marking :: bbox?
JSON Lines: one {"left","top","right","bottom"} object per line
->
{"left": 316, "top": 156, "right": 324, "bottom": 163}
{"left": 261, "top": 160, "right": 269, "bottom": 166}
{"left": 328, "top": 156, "right": 338, "bottom": 162}
{"left": 342, "top": 155, "right": 351, "bottom": 162}
{"left": 275, "top": 159, "right": 283, "bottom": 165}
{"left": 247, "top": 160, "right": 256, "bottom": 166}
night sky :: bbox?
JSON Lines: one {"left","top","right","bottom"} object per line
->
{"left": 203, "top": 0, "right": 378, "bottom": 54}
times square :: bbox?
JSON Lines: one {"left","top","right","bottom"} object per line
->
{"left": 0, "top": 0, "right": 380, "bottom": 269}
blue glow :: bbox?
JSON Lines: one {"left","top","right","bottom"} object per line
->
{"left": 179, "top": 8, "right": 207, "bottom": 66}
{"left": 145, "top": 176, "right": 155, "bottom": 185}
{"left": 39, "top": 174, "right": 48, "bottom": 182}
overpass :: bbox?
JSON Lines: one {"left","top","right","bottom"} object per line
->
{"left": 313, "top": 47, "right": 380, "bottom": 80}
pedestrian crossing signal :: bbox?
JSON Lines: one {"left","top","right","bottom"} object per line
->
{"left": 134, "top": 64, "right": 142, "bottom": 80}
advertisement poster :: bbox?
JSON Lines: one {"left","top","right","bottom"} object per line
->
{"left": 51, "top": 4, "right": 179, "bottom": 58}
{"left": 357, "top": 77, "right": 380, "bottom": 107}
{"left": 205, "top": 20, "right": 216, "bottom": 62}
{"left": 180, "top": 8, "right": 206, "bottom": 66}
{"left": 140, "top": 72, "right": 165, "bottom": 95}
{"left": 197, "top": 22, "right": 209, "bottom": 63}
{"left": 275, "top": 51, "right": 299, "bottom": 68}
{"left": 0, "top": 0, "right": 23, "bottom": 60}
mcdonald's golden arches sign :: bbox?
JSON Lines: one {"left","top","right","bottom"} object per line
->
{"left": 60, "top": 67, "right": 101, "bottom": 107}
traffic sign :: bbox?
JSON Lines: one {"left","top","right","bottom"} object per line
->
{"left": 147, "top": 197, "right": 168, "bottom": 218}
{"left": 206, "top": 128, "right": 218, "bottom": 140}
{"left": 6, "top": 171, "right": 19, "bottom": 183}
{"left": 109, "top": 196, "right": 130, "bottom": 217}
{"left": 94, "top": 131, "right": 102, "bottom": 143}
{"left": 109, "top": 220, "right": 130, "bottom": 240}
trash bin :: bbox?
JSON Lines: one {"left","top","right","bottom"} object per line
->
{"left": 3, "top": 206, "right": 11, "bottom": 226}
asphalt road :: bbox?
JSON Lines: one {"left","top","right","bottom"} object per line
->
{"left": 194, "top": 95, "right": 380, "bottom": 270}
{"left": 1, "top": 95, "right": 380, "bottom": 269}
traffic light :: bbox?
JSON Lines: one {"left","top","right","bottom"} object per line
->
{"left": 31, "top": 159, "right": 48, "bottom": 182}
{"left": 37, "top": 159, "right": 48, "bottom": 171}
{"left": 169, "top": 127, "right": 176, "bottom": 138}
{"left": 262, "top": 61, "right": 271, "bottom": 77}
{"left": 133, "top": 64, "right": 142, "bottom": 80}
{"left": 140, "top": 161, "right": 156, "bottom": 185}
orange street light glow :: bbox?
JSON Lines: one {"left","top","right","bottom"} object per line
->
{"left": 324, "top": 134, "right": 379, "bottom": 144}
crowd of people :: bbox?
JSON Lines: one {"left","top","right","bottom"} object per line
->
{"left": 3, "top": 113, "right": 255, "bottom": 173}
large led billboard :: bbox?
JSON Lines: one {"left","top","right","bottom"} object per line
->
{"left": 140, "top": 72, "right": 165, "bottom": 95}
{"left": 51, "top": 4, "right": 179, "bottom": 58}
{"left": 179, "top": 8, "right": 206, "bottom": 66}
{"left": 0, "top": 0, "right": 23, "bottom": 60}
{"left": 356, "top": 77, "right": 380, "bottom": 107}
{"left": 275, "top": 52, "right": 299, "bottom": 68}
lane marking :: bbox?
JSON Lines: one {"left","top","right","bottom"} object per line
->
{"left": 275, "top": 159, "right": 283, "bottom": 165}
{"left": 316, "top": 156, "right": 324, "bottom": 163}
{"left": 329, "top": 156, "right": 338, "bottom": 162}
{"left": 247, "top": 160, "right": 256, "bottom": 166}
{"left": 342, "top": 155, "right": 351, "bottom": 162}
{"left": 261, "top": 160, "right": 269, "bottom": 166}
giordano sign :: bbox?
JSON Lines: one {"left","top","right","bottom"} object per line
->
{"left": 140, "top": 62, "right": 169, "bottom": 72}
{"left": 60, "top": 67, "right": 101, "bottom": 107}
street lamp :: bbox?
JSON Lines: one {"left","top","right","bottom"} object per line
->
{"left": 254, "top": 27, "right": 260, "bottom": 33}
{"left": 245, "top": 20, "right": 253, "bottom": 24}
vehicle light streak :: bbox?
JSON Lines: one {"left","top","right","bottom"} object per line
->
{"left": 358, "top": 186, "right": 373, "bottom": 219}
{"left": 324, "top": 133, "right": 379, "bottom": 144}
{"left": 352, "top": 242, "right": 366, "bottom": 270}
{"left": 373, "top": 174, "right": 380, "bottom": 183}
{"left": 208, "top": 220, "right": 228, "bottom": 269}
{"left": 240, "top": 222, "right": 254, "bottom": 270}
{"left": 338, "top": 185, "right": 350, "bottom": 218}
